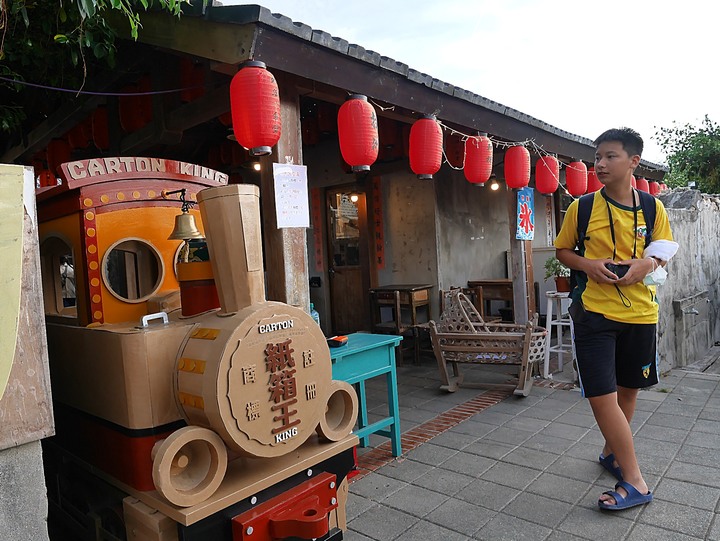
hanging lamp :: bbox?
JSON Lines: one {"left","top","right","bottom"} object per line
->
{"left": 535, "top": 155, "right": 559, "bottom": 194}
{"left": 566, "top": 160, "right": 588, "bottom": 196}
{"left": 587, "top": 167, "right": 603, "bottom": 192}
{"left": 504, "top": 145, "right": 530, "bottom": 188}
{"left": 464, "top": 133, "right": 493, "bottom": 184}
{"left": 337, "top": 94, "right": 379, "bottom": 172}
{"left": 409, "top": 115, "right": 443, "bottom": 180}
{"left": 636, "top": 177, "right": 650, "bottom": 193}
{"left": 230, "top": 60, "right": 282, "bottom": 156}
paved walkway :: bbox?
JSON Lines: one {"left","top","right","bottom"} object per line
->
{"left": 344, "top": 355, "right": 720, "bottom": 540}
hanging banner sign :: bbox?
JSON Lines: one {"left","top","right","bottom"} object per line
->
{"left": 273, "top": 163, "right": 310, "bottom": 228}
{"left": 516, "top": 187, "right": 535, "bottom": 240}
{"left": 371, "top": 177, "right": 385, "bottom": 269}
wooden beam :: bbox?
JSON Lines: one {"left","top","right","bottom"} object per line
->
{"left": 507, "top": 188, "right": 530, "bottom": 325}
{"left": 259, "top": 72, "right": 309, "bottom": 309}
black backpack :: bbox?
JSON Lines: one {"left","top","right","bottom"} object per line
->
{"left": 569, "top": 188, "right": 657, "bottom": 293}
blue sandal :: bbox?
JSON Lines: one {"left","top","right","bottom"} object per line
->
{"left": 598, "top": 481, "right": 653, "bottom": 511}
{"left": 599, "top": 453, "right": 623, "bottom": 481}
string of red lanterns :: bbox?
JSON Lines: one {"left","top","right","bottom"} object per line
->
{"left": 504, "top": 145, "right": 530, "bottom": 188}
{"left": 464, "top": 133, "right": 493, "bottom": 185}
{"left": 535, "top": 155, "right": 559, "bottom": 195}
{"left": 565, "top": 161, "right": 588, "bottom": 197}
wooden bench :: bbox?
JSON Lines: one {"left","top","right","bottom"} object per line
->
{"left": 429, "top": 289, "right": 547, "bottom": 396}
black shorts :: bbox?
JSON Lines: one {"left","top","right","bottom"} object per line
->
{"left": 569, "top": 303, "right": 658, "bottom": 398}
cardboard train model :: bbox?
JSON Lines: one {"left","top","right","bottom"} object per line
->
{"left": 36, "top": 158, "right": 359, "bottom": 541}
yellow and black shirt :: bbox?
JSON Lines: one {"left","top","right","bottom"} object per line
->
{"left": 554, "top": 190, "right": 673, "bottom": 324}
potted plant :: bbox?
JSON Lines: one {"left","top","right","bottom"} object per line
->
{"left": 544, "top": 256, "right": 571, "bottom": 292}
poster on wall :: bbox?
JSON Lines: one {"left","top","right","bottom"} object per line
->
{"left": 516, "top": 186, "right": 535, "bottom": 240}
{"left": 273, "top": 163, "right": 310, "bottom": 228}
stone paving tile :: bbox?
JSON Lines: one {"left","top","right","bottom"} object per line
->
{"left": 692, "top": 418, "right": 720, "bottom": 433}
{"left": 522, "top": 405, "right": 568, "bottom": 422}
{"left": 501, "top": 415, "right": 549, "bottom": 433}
{"left": 427, "top": 429, "right": 478, "bottom": 450}
{"left": 502, "top": 491, "right": 574, "bottom": 528}
{"left": 525, "top": 471, "right": 591, "bottom": 504}
{"left": 469, "top": 410, "right": 515, "bottom": 426}
{"left": 375, "top": 456, "right": 433, "bottom": 483}
{"left": 546, "top": 455, "right": 602, "bottom": 483}
{"left": 411, "top": 465, "right": 476, "bottom": 496}
{"left": 396, "top": 404, "right": 439, "bottom": 423}
{"left": 343, "top": 529, "right": 376, "bottom": 541}
{"left": 675, "top": 443, "right": 720, "bottom": 468}
{"left": 556, "top": 505, "right": 634, "bottom": 540}
{"left": 394, "top": 519, "right": 473, "bottom": 541}
{"left": 553, "top": 411, "right": 596, "bottom": 428}
{"left": 654, "top": 477, "right": 720, "bottom": 511}
{"left": 633, "top": 436, "right": 681, "bottom": 459}
{"left": 473, "top": 513, "right": 552, "bottom": 541}
{"left": 346, "top": 493, "right": 377, "bottom": 522}
{"left": 349, "top": 472, "right": 408, "bottom": 502}
{"left": 635, "top": 423, "right": 689, "bottom": 443}
{"left": 449, "top": 419, "right": 498, "bottom": 438}
{"left": 685, "top": 429, "right": 720, "bottom": 449}
{"left": 483, "top": 426, "right": 535, "bottom": 446}
{"left": 537, "top": 421, "right": 591, "bottom": 442}
{"left": 380, "top": 483, "right": 449, "bottom": 518}
{"left": 499, "top": 446, "right": 559, "bottom": 472}
{"left": 666, "top": 461, "right": 720, "bottom": 489}
{"left": 424, "top": 497, "right": 495, "bottom": 536}
{"left": 655, "top": 401, "right": 703, "bottom": 418}
{"left": 627, "top": 523, "right": 704, "bottom": 541}
{"left": 708, "top": 515, "right": 720, "bottom": 540}
{"left": 645, "top": 411, "right": 695, "bottom": 429}
{"left": 563, "top": 441, "right": 599, "bottom": 461}
{"left": 347, "top": 505, "right": 420, "bottom": 540}
{"left": 523, "top": 432, "right": 578, "bottom": 455}
{"left": 462, "top": 439, "right": 515, "bottom": 460}
{"left": 483, "top": 400, "right": 532, "bottom": 415}
{"left": 639, "top": 499, "right": 715, "bottom": 538}
{"left": 455, "top": 478, "right": 521, "bottom": 512}
{"left": 545, "top": 532, "right": 588, "bottom": 541}
{"left": 437, "top": 450, "right": 496, "bottom": 478}
{"left": 480, "top": 461, "right": 542, "bottom": 490}
{"left": 403, "top": 441, "right": 458, "bottom": 465}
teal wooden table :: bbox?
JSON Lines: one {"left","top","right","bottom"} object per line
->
{"left": 329, "top": 333, "right": 403, "bottom": 457}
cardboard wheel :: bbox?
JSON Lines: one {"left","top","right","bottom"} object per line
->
{"left": 151, "top": 426, "right": 227, "bottom": 507}
{"left": 316, "top": 380, "right": 358, "bottom": 441}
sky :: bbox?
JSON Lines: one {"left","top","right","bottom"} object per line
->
{"left": 224, "top": 0, "right": 720, "bottom": 165}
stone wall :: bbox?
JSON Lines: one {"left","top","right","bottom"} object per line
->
{"left": 656, "top": 189, "right": 720, "bottom": 372}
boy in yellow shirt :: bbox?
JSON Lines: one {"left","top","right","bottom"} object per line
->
{"left": 555, "top": 128, "right": 673, "bottom": 511}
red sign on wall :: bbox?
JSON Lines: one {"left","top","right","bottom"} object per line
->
{"left": 310, "top": 188, "right": 324, "bottom": 272}
{"left": 371, "top": 177, "right": 385, "bottom": 269}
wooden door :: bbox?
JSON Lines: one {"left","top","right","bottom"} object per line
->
{"left": 326, "top": 187, "right": 370, "bottom": 334}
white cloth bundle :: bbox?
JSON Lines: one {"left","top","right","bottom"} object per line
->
{"left": 643, "top": 239, "right": 679, "bottom": 262}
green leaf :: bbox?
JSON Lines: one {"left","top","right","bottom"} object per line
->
{"left": 54, "top": 34, "right": 70, "bottom": 44}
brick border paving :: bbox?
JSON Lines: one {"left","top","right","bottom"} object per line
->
{"left": 352, "top": 389, "right": 511, "bottom": 480}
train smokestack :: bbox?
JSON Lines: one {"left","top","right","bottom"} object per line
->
{"left": 197, "top": 184, "right": 265, "bottom": 314}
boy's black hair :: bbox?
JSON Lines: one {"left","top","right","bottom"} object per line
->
{"left": 593, "top": 127, "right": 643, "bottom": 158}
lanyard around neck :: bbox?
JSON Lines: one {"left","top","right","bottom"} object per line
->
{"left": 603, "top": 188, "right": 638, "bottom": 261}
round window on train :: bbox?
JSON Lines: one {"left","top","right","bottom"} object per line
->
{"left": 102, "top": 238, "right": 164, "bottom": 303}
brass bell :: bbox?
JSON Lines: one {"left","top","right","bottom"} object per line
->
{"left": 168, "top": 210, "right": 204, "bottom": 240}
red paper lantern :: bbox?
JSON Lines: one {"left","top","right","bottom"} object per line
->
{"left": 37, "top": 170, "right": 57, "bottom": 188}
{"left": 337, "top": 94, "right": 378, "bottom": 172}
{"left": 535, "top": 155, "right": 559, "bottom": 194}
{"left": 566, "top": 161, "right": 588, "bottom": 196}
{"left": 464, "top": 134, "right": 493, "bottom": 184}
{"left": 46, "top": 139, "right": 71, "bottom": 175}
{"left": 230, "top": 61, "right": 282, "bottom": 156}
{"left": 91, "top": 106, "right": 109, "bottom": 150}
{"left": 660, "top": 182, "right": 668, "bottom": 192}
{"left": 445, "top": 133, "right": 465, "bottom": 168}
{"left": 587, "top": 167, "right": 603, "bottom": 192}
{"left": 636, "top": 177, "right": 650, "bottom": 193}
{"left": 631, "top": 175, "right": 637, "bottom": 189}
{"left": 504, "top": 145, "right": 530, "bottom": 188}
{"left": 409, "top": 115, "right": 443, "bottom": 180}
{"left": 648, "top": 180, "right": 660, "bottom": 196}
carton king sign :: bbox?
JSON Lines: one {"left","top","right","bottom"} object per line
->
{"left": 59, "top": 157, "right": 229, "bottom": 188}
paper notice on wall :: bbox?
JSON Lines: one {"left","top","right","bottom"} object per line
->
{"left": 273, "top": 163, "right": 310, "bottom": 228}
{"left": 0, "top": 165, "right": 26, "bottom": 400}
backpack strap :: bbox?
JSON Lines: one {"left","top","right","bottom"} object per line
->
{"left": 636, "top": 189, "right": 656, "bottom": 248}
{"left": 574, "top": 192, "right": 596, "bottom": 254}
